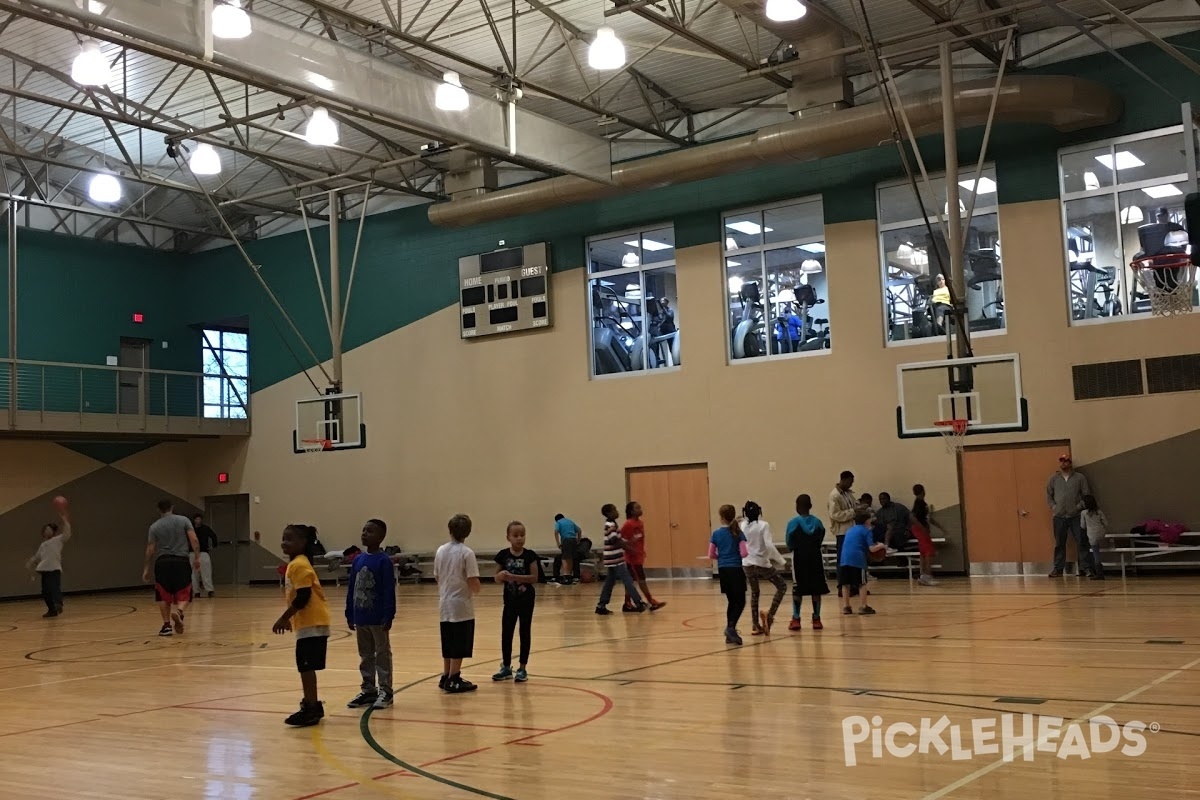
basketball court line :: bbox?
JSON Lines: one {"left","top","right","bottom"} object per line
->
{"left": 920, "top": 654, "right": 1200, "bottom": 799}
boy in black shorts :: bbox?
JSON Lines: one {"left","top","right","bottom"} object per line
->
{"left": 838, "top": 509, "right": 877, "bottom": 616}
{"left": 434, "top": 514, "right": 482, "bottom": 693}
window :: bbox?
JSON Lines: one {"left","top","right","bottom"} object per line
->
{"left": 724, "top": 198, "right": 827, "bottom": 361}
{"left": 1060, "top": 128, "right": 1196, "bottom": 322}
{"left": 202, "top": 329, "right": 248, "bottom": 418}
{"left": 588, "top": 226, "right": 679, "bottom": 376}
{"left": 877, "top": 168, "right": 1004, "bottom": 343}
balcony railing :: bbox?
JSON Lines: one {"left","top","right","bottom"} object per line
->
{"left": 0, "top": 358, "right": 250, "bottom": 436}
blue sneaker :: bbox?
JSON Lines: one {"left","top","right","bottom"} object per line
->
{"left": 492, "top": 665, "right": 513, "bottom": 681}
{"left": 514, "top": 667, "right": 528, "bottom": 683}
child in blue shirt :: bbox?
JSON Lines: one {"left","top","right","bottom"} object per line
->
{"left": 708, "top": 504, "right": 749, "bottom": 646}
{"left": 345, "top": 518, "right": 397, "bottom": 710}
{"left": 785, "top": 494, "right": 829, "bottom": 631}
{"left": 838, "top": 509, "right": 877, "bottom": 616}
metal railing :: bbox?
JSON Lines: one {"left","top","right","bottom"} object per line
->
{"left": 0, "top": 358, "right": 250, "bottom": 435}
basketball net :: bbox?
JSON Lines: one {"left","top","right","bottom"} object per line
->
{"left": 1131, "top": 256, "right": 1196, "bottom": 317}
{"left": 934, "top": 419, "right": 969, "bottom": 455}
{"left": 300, "top": 438, "right": 331, "bottom": 459}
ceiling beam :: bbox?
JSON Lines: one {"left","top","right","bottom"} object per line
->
{"left": 902, "top": 0, "right": 1005, "bottom": 64}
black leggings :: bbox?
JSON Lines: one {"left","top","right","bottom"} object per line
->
{"left": 501, "top": 596, "right": 535, "bottom": 667}
{"left": 718, "top": 567, "right": 747, "bottom": 630}
{"left": 40, "top": 570, "right": 62, "bottom": 613}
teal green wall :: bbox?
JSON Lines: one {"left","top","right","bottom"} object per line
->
{"left": 7, "top": 34, "right": 1200, "bottom": 398}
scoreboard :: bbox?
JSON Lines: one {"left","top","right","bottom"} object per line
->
{"left": 458, "top": 243, "right": 552, "bottom": 339}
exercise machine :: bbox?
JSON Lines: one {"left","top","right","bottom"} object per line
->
{"left": 731, "top": 281, "right": 766, "bottom": 358}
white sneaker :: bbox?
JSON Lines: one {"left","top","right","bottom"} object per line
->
{"left": 918, "top": 574, "right": 938, "bottom": 586}
{"left": 372, "top": 693, "right": 393, "bottom": 710}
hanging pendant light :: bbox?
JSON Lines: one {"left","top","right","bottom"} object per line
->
{"left": 765, "top": 0, "right": 806, "bottom": 22}
{"left": 435, "top": 71, "right": 469, "bottom": 112}
{"left": 88, "top": 173, "right": 121, "bottom": 203}
{"left": 588, "top": 26, "right": 625, "bottom": 70}
{"left": 71, "top": 41, "right": 110, "bottom": 86}
{"left": 189, "top": 142, "right": 222, "bottom": 175}
{"left": 304, "top": 107, "right": 339, "bottom": 146}
{"left": 212, "top": 0, "right": 252, "bottom": 39}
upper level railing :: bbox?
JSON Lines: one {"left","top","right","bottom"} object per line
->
{"left": 0, "top": 358, "right": 250, "bottom": 436}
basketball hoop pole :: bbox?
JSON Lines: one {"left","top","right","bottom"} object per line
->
{"left": 329, "top": 189, "right": 343, "bottom": 394}
{"left": 940, "top": 41, "right": 972, "bottom": 363}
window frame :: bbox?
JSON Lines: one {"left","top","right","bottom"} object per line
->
{"left": 201, "top": 328, "right": 249, "bottom": 419}
{"left": 876, "top": 167, "right": 1005, "bottom": 348}
{"left": 1058, "top": 124, "right": 1197, "bottom": 327}
{"left": 586, "top": 223, "right": 681, "bottom": 380}
{"left": 721, "top": 195, "right": 829, "bottom": 365}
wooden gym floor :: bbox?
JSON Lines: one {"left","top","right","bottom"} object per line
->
{"left": 2, "top": 577, "right": 1199, "bottom": 799}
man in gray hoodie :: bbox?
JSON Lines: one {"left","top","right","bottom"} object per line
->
{"left": 1046, "top": 455, "right": 1092, "bottom": 578}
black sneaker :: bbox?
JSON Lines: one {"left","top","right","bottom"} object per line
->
{"left": 859, "top": 606, "right": 877, "bottom": 615}
{"left": 208, "top": 591, "right": 215, "bottom": 598}
{"left": 158, "top": 624, "right": 173, "bottom": 636}
{"left": 438, "top": 674, "right": 449, "bottom": 690}
{"left": 285, "top": 701, "right": 324, "bottom": 727}
{"left": 595, "top": 606, "right": 612, "bottom": 615}
{"left": 842, "top": 606, "right": 853, "bottom": 615}
{"left": 445, "top": 677, "right": 478, "bottom": 694}
{"left": 634, "top": 603, "right": 648, "bottom": 612}
{"left": 1048, "top": 570, "right": 1064, "bottom": 578}
{"left": 621, "top": 604, "right": 637, "bottom": 613}
{"left": 42, "top": 610, "right": 58, "bottom": 618}
{"left": 347, "top": 691, "right": 378, "bottom": 708}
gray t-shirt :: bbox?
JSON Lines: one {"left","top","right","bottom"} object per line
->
{"left": 148, "top": 514, "right": 193, "bottom": 559}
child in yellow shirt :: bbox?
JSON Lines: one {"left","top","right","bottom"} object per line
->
{"left": 272, "top": 524, "right": 331, "bottom": 727}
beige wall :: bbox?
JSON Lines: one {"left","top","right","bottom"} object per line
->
{"left": 185, "top": 198, "right": 1200, "bottom": 567}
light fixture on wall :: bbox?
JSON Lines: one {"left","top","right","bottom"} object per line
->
{"left": 212, "top": 0, "right": 252, "bottom": 39}
{"left": 765, "top": 0, "right": 806, "bottom": 22}
{"left": 588, "top": 27, "right": 626, "bottom": 70}
{"left": 88, "top": 173, "right": 121, "bottom": 203}
{"left": 800, "top": 259, "right": 823, "bottom": 273}
{"left": 188, "top": 142, "right": 222, "bottom": 175}
{"left": 435, "top": 71, "right": 469, "bottom": 111}
{"left": 71, "top": 41, "right": 110, "bottom": 86}
{"left": 304, "top": 107, "right": 339, "bottom": 146}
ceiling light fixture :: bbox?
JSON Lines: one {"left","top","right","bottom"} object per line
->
{"left": 189, "top": 142, "right": 222, "bottom": 176}
{"left": 958, "top": 177, "right": 997, "bottom": 194}
{"left": 71, "top": 41, "right": 110, "bottom": 86}
{"left": 1083, "top": 171, "right": 1100, "bottom": 190}
{"left": 621, "top": 252, "right": 640, "bottom": 268}
{"left": 625, "top": 238, "right": 671, "bottom": 251}
{"left": 1120, "top": 206, "right": 1144, "bottom": 224}
{"left": 88, "top": 173, "right": 121, "bottom": 203}
{"left": 797, "top": 242, "right": 825, "bottom": 253}
{"left": 435, "top": 71, "right": 469, "bottom": 112}
{"left": 304, "top": 107, "right": 339, "bottom": 146}
{"left": 725, "top": 220, "right": 773, "bottom": 236}
{"left": 1142, "top": 183, "right": 1182, "bottom": 199}
{"left": 728, "top": 276, "right": 744, "bottom": 294}
{"left": 800, "top": 259, "right": 823, "bottom": 273}
{"left": 1095, "top": 151, "right": 1144, "bottom": 171}
{"left": 765, "top": 0, "right": 806, "bottom": 22}
{"left": 588, "top": 26, "right": 626, "bottom": 70}
{"left": 212, "top": 0, "right": 251, "bottom": 39}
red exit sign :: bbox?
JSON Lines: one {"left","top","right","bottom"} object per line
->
{"left": 132, "top": 312, "right": 144, "bottom": 323}
{"left": 217, "top": 472, "right": 229, "bottom": 484}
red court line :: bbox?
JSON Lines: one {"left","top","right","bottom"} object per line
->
{"left": 290, "top": 746, "right": 496, "bottom": 800}
{"left": 501, "top": 684, "right": 614, "bottom": 745}
{"left": 680, "top": 613, "right": 715, "bottom": 629}
{"left": 0, "top": 718, "right": 101, "bottom": 738}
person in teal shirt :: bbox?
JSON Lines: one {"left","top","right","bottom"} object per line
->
{"left": 553, "top": 514, "right": 582, "bottom": 585}
{"left": 785, "top": 494, "right": 829, "bottom": 631}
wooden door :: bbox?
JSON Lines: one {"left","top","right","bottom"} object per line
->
{"left": 667, "top": 467, "right": 711, "bottom": 567}
{"left": 1013, "top": 445, "right": 1071, "bottom": 564}
{"left": 627, "top": 464, "right": 711, "bottom": 569}
{"left": 628, "top": 469, "right": 672, "bottom": 568}
{"left": 206, "top": 493, "right": 250, "bottom": 586}
{"left": 961, "top": 448, "right": 1020, "bottom": 564}
{"left": 118, "top": 338, "right": 149, "bottom": 414}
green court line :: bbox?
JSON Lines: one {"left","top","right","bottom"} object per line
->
{"left": 359, "top": 703, "right": 517, "bottom": 800}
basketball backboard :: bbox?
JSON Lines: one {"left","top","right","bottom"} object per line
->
{"left": 293, "top": 392, "right": 365, "bottom": 453}
{"left": 896, "top": 353, "right": 1027, "bottom": 438}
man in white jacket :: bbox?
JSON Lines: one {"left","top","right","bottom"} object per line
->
{"left": 829, "top": 470, "right": 858, "bottom": 597}
{"left": 740, "top": 501, "right": 787, "bottom": 636}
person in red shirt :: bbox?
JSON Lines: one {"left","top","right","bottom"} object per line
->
{"left": 621, "top": 501, "right": 666, "bottom": 612}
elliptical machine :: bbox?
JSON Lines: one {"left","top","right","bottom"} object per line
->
{"left": 731, "top": 281, "right": 766, "bottom": 359}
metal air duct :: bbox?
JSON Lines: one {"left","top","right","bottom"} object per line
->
{"left": 427, "top": 75, "right": 1121, "bottom": 228}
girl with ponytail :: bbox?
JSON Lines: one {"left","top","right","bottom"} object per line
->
{"left": 708, "top": 504, "right": 748, "bottom": 645}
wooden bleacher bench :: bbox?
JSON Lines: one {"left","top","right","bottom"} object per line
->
{"left": 1098, "top": 532, "right": 1200, "bottom": 578}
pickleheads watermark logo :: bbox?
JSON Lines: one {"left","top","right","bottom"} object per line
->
{"left": 842, "top": 714, "right": 1157, "bottom": 766}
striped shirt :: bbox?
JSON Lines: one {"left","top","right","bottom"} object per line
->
{"left": 602, "top": 524, "right": 625, "bottom": 567}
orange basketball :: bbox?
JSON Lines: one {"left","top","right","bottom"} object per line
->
{"left": 869, "top": 543, "right": 887, "bottom": 563}
{"left": 52, "top": 495, "right": 69, "bottom": 511}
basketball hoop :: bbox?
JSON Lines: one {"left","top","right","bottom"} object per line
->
{"left": 933, "top": 419, "right": 969, "bottom": 455}
{"left": 299, "top": 438, "right": 331, "bottom": 458}
{"left": 1130, "top": 254, "right": 1196, "bottom": 317}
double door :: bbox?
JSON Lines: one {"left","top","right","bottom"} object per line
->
{"left": 962, "top": 442, "right": 1071, "bottom": 574}
{"left": 205, "top": 493, "right": 252, "bottom": 586}
{"left": 627, "top": 464, "right": 711, "bottom": 571}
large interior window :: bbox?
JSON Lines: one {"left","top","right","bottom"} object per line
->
{"left": 588, "top": 226, "right": 679, "bottom": 377}
{"left": 202, "top": 329, "right": 248, "bottom": 418}
{"left": 1060, "top": 128, "right": 1196, "bottom": 322}
{"left": 877, "top": 169, "right": 1004, "bottom": 343}
{"left": 723, "top": 197, "right": 827, "bottom": 361}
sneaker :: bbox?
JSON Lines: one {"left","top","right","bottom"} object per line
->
{"left": 788, "top": 618, "right": 802, "bottom": 632}
{"left": 445, "top": 677, "right": 478, "bottom": 694}
{"left": 751, "top": 627, "right": 764, "bottom": 636}
{"left": 760, "top": 611, "right": 772, "bottom": 636}
{"left": 372, "top": 693, "right": 393, "bottom": 710}
{"left": 42, "top": 610, "right": 58, "bottom": 618}
{"left": 649, "top": 601, "right": 666, "bottom": 611}
{"left": 492, "top": 666, "right": 514, "bottom": 682}
{"left": 918, "top": 575, "right": 938, "bottom": 587}
{"left": 622, "top": 604, "right": 638, "bottom": 613}
{"left": 158, "top": 624, "right": 173, "bottom": 637}
{"left": 438, "top": 674, "right": 449, "bottom": 690}
{"left": 1090, "top": 573, "right": 1105, "bottom": 581}
{"left": 171, "top": 610, "right": 184, "bottom": 635}
{"left": 514, "top": 668, "right": 528, "bottom": 683}
{"left": 595, "top": 606, "right": 613, "bottom": 615}
{"left": 811, "top": 618, "right": 823, "bottom": 630}
{"left": 842, "top": 606, "right": 853, "bottom": 615}
{"left": 1048, "top": 570, "right": 1064, "bottom": 578}
{"left": 208, "top": 591, "right": 215, "bottom": 598}
{"left": 285, "top": 701, "right": 324, "bottom": 727}
{"left": 347, "top": 691, "right": 378, "bottom": 708}
{"left": 859, "top": 606, "right": 877, "bottom": 615}
{"left": 634, "top": 603, "right": 648, "bottom": 613}
{"left": 724, "top": 627, "right": 743, "bottom": 646}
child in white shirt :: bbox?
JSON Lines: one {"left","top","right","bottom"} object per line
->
{"left": 26, "top": 508, "right": 72, "bottom": 618}
{"left": 740, "top": 501, "right": 786, "bottom": 636}
{"left": 1081, "top": 494, "right": 1108, "bottom": 581}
